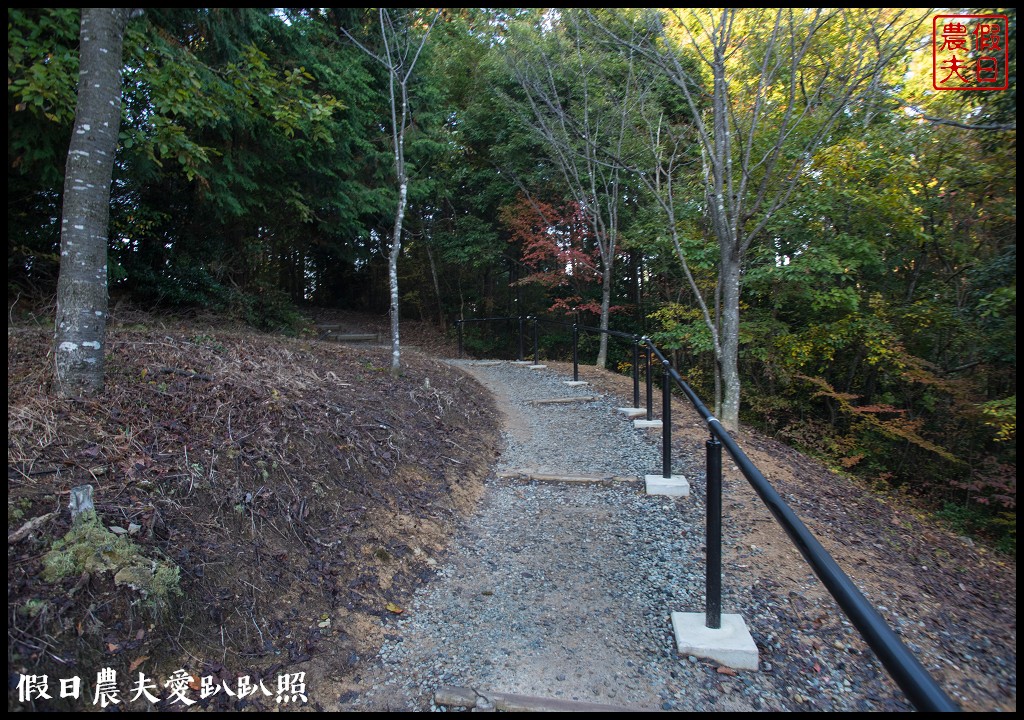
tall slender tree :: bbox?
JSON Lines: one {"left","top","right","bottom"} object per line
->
{"left": 502, "top": 11, "right": 638, "bottom": 368}
{"left": 342, "top": 9, "right": 439, "bottom": 372}
{"left": 596, "top": 8, "right": 929, "bottom": 429}
{"left": 53, "top": 8, "right": 133, "bottom": 396}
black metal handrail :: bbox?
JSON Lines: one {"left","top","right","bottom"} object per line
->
{"left": 453, "top": 315, "right": 959, "bottom": 711}
{"left": 641, "top": 340, "right": 958, "bottom": 712}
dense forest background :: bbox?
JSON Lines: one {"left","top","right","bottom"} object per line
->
{"left": 8, "top": 8, "right": 1015, "bottom": 546}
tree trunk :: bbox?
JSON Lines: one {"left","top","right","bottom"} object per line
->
{"left": 596, "top": 259, "right": 612, "bottom": 368}
{"left": 53, "top": 8, "right": 130, "bottom": 397}
{"left": 719, "top": 245, "right": 742, "bottom": 431}
{"left": 425, "top": 241, "right": 445, "bottom": 328}
{"left": 340, "top": 9, "right": 437, "bottom": 373}
{"left": 389, "top": 175, "right": 407, "bottom": 373}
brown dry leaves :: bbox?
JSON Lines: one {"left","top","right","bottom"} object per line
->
{"left": 8, "top": 317, "right": 498, "bottom": 710}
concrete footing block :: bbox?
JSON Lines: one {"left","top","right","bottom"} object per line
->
{"left": 617, "top": 407, "right": 646, "bottom": 418}
{"left": 671, "top": 612, "right": 759, "bottom": 671}
{"left": 511, "top": 360, "right": 533, "bottom": 365}
{"left": 633, "top": 418, "right": 662, "bottom": 429}
{"left": 529, "top": 364, "right": 547, "bottom": 370}
{"left": 563, "top": 380, "right": 589, "bottom": 386}
{"left": 644, "top": 474, "right": 690, "bottom": 497}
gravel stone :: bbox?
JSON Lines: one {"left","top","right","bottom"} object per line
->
{"left": 341, "top": 361, "right": 933, "bottom": 712}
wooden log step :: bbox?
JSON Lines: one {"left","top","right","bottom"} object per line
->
{"left": 434, "top": 685, "right": 655, "bottom": 712}
{"left": 496, "top": 469, "right": 636, "bottom": 484}
{"left": 331, "top": 334, "right": 378, "bottom": 342}
{"left": 316, "top": 326, "right": 378, "bottom": 343}
{"left": 530, "top": 396, "right": 599, "bottom": 405}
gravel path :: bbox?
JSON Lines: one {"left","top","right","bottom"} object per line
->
{"left": 341, "top": 360, "right": 930, "bottom": 712}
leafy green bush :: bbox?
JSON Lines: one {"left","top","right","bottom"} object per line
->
{"left": 935, "top": 502, "right": 1016, "bottom": 557}
{"left": 227, "top": 284, "right": 308, "bottom": 334}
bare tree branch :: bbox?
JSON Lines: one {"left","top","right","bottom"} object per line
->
{"left": 889, "top": 94, "right": 1017, "bottom": 131}
{"left": 499, "top": 13, "right": 640, "bottom": 367}
{"left": 587, "top": 7, "right": 931, "bottom": 428}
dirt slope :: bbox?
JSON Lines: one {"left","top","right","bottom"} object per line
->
{"left": 8, "top": 311, "right": 498, "bottom": 711}
{"left": 563, "top": 360, "right": 1016, "bottom": 712}
{"left": 7, "top": 311, "right": 1015, "bottom": 712}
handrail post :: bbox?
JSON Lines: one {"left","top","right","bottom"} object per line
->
{"left": 532, "top": 316, "right": 539, "bottom": 364}
{"left": 706, "top": 434, "right": 723, "bottom": 630}
{"left": 662, "top": 360, "right": 672, "bottom": 479}
{"left": 572, "top": 324, "right": 579, "bottom": 381}
{"left": 645, "top": 344, "right": 654, "bottom": 421}
{"left": 517, "top": 316, "right": 524, "bottom": 361}
{"left": 632, "top": 340, "right": 640, "bottom": 408}
{"left": 579, "top": 332, "right": 958, "bottom": 710}
{"left": 456, "top": 320, "right": 463, "bottom": 358}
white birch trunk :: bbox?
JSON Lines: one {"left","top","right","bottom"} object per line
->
{"left": 342, "top": 9, "right": 437, "bottom": 374}
{"left": 390, "top": 177, "right": 407, "bottom": 372}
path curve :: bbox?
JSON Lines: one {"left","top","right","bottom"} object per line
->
{"left": 339, "top": 357, "right": 1016, "bottom": 713}
{"left": 345, "top": 360, "right": 765, "bottom": 711}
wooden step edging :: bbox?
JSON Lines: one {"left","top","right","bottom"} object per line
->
{"left": 530, "top": 396, "right": 599, "bottom": 405}
{"left": 434, "top": 685, "right": 657, "bottom": 712}
{"left": 315, "top": 325, "right": 379, "bottom": 343}
{"left": 497, "top": 470, "right": 637, "bottom": 484}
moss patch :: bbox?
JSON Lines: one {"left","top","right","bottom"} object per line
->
{"left": 43, "top": 512, "right": 181, "bottom": 608}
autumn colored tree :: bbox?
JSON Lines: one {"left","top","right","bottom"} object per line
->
{"left": 501, "top": 194, "right": 605, "bottom": 316}
{"left": 501, "top": 10, "right": 642, "bottom": 367}
{"left": 744, "top": 100, "right": 1017, "bottom": 513}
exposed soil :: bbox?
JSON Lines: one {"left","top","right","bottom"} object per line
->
{"left": 7, "top": 310, "right": 1015, "bottom": 712}
{"left": 7, "top": 308, "right": 498, "bottom": 711}
{"left": 558, "top": 360, "right": 1016, "bottom": 712}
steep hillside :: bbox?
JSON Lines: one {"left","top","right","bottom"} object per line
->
{"left": 7, "top": 308, "right": 1015, "bottom": 712}
{"left": 8, "top": 311, "right": 499, "bottom": 711}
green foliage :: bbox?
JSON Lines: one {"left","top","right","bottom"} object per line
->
{"left": 18, "top": 598, "right": 47, "bottom": 618}
{"left": 936, "top": 502, "right": 1016, "bottom": 557}
{"left": 981, "top": 396, "right": 1016, "bottom": 443}
{"left": 799, "top": 374, "right": 959, "bottom": 463}
{"left": 647, "top": 303, "right": 715, "bottom": 355}
{"left": 124, "top": 257, "right": 228, "bottom": 309}
{"left": 731, "top": 85, "right": 1018, "bottom": 514}
{"left": 228, "top": 284, "right": 308, "bottom": 335}
{"left": 6, "top": 8, "right": 1016, "bottom": 529}
{"left": 121, "top": 19, "right": 343, "bottom": 183}
{"left": 7, "top": 8, "right": 81, "bottom": 178}
{"left": 9, "top": 8, "right": 389, "bottom": 314}
{"left": 8, "top": 8, "right": 84, "bottom": 289}
{"left": 8, "top": 497, "right": 32, "bottom": 524}
{"left": 459, "top": 323, "right": 519, "bottom": 360}
{"left": 7, "top": 8, "right": 80, "bottom": 114}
